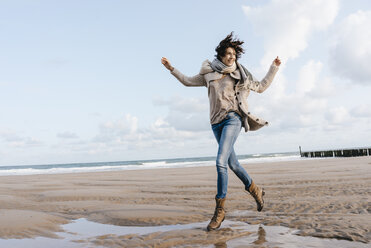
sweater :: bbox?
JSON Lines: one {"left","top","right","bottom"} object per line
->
{"left": 170, "top": 60, "right": 279, "bottom": 132}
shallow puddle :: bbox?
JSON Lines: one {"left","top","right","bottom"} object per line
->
{"left": 204, "top": 224, "right": 367, "bottom": 248}
{"left": 0, "top": 218, "right": 368, "bottom": 248}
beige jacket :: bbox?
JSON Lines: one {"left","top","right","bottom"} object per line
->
{"left": 171, "top": 60, "right": 279, "bottom": 132}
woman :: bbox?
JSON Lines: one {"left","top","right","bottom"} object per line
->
{"left": 161, "top": 32, "right": 281, "bottom": 231}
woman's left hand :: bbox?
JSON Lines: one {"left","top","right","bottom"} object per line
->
{"left": 274, "top": 56, "right": 281, "bottom": 66}
{"left": 161, "top": 57, "right": 174, "bottom": 71}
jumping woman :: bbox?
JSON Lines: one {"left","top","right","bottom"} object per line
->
{"left": 161, "top": 32, "right": 281, "bottom": 231}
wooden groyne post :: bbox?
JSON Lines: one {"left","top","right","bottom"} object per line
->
{"left": 300, "top": 147, "right": 371, "bottom": 158}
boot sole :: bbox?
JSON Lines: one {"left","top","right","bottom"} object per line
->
{"left": 257, "top": 189, "right": 265, "bottom": 212}
{"left": 207, "top": 217, "right": 225, "bottom": 231}
{"left": 245, "top": 187, "right": 265, "bottom": 212}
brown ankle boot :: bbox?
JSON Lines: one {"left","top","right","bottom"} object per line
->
{"left": 207, "top": 196, "right": 226, "bottom": 231}
{"left": 247, "top": 181, "right": 265, "bottom": 212}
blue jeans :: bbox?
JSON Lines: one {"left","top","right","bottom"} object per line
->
{"left": 211, "top": 112, "right": 252, "bottom": 199}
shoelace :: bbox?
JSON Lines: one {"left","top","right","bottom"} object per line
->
{"left": 212, "top": 207, "right": 224, "bottom": 221}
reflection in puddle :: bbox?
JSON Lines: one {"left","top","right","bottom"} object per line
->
{"left": 253, "top": 226, "right": 267, "bottom": 245}
{"left": 0, "top": 218, "right": 368, "bottom": 248}
{"left": 210, "top": 225, "right": 271, "bottom": 248}
{"left": 208, "top": 224, "right": 368, "bottom": 248}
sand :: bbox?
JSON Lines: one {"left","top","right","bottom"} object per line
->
{"left": 0, "top": 156, "right": 370, "bottom": 247}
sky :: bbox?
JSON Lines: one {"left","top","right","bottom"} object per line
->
{"left": 0, "top": 0, "right": 370, "bottom": 166}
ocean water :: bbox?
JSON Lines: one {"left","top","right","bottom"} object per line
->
{"left": 0, "top": 152, "right": 303, "bottom": 176}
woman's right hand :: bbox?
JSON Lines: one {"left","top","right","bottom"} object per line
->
{"left": 161, "top": 57, "right": 174, "bottom": 71}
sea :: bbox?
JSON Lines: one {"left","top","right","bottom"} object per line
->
{"left": 0, "top": 152, "right": 304, "bottom": 176}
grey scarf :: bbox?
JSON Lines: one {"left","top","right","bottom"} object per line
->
{"left": 210, "top": 58, "right": 237, "bottom": 74}
{"left": 236, "top": 61, "right": 254, "bottom": 85}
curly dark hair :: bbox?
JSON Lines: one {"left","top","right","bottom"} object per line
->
{"left": 215, "top": 32, "right": 245, "bottom": 61}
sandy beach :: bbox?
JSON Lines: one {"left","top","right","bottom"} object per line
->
{"left": 0, "top": 156, "right": 370, "bottom": 247}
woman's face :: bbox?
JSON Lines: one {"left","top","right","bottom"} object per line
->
{"left": 221, "top": 47, "right": 236, "bottom": 66}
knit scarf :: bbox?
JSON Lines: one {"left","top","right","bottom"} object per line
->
{"left": 210, "top": 58, "right": 237, "bottom": 74}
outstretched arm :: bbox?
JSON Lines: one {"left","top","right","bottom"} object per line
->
{"left": 161, "top": 57, "right": 206, "bottom": 87}
{"left": 249, "top": 56, "right": 281, "bottom": 93}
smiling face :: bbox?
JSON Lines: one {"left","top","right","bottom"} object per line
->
{"left": 221, "top": 47, "right": 236, "bottom": 66}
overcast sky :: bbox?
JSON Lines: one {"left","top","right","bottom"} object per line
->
{"left": 1, "top": 0, "right": 370, "bottom": 166}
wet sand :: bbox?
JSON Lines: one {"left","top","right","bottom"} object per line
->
{"left": 0, "top": 156, "right": 370, "bottom": 247}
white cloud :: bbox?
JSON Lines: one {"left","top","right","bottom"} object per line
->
{"left": 239, "top": 0, "right": 370, "bottom": 150}
{"left": 0, "top": 132, "right": 23, "bottom": 142}
{"left": 153, "top": 96, "right": 208, "bottom": 113}
{"left": 0, "top": 130, "right": 42, "bottom": 147}
{"left": 243, "top": 0, "right": 339, "bottom": 66}
{"left": 351, "top": 104, "right": 371, "bottom": 118}
{"left": 153, "top": 96, "right": 210, "bottom": 131}
{"left": 329, "top": 10, "right": 371, "bottom": 84}
{"left": 41, "top": 98, "right": 215, "bottom": 161}
{"left": 91, "top": 112, "right": 212, "bottom": 155}
{"left": 325, "top": 106, "right": 351, "bottom": 124}
{"left": 296, "top": 60, "right": 323, "bottom": 95}
{"left": 94, "top": 114, "right": 138, "bottom": 143}
{"left": 57, "top": 131, "right": 78, "bottom": 139}
{"left": 295, "top": 60, "right": 336, "bottom": 99}
{"left": 248, "top": 60, "right": 333, "bottom": 133}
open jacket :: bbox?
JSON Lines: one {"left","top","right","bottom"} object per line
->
{"left": 171, "top": 60, "right": 279, "bottom": 132}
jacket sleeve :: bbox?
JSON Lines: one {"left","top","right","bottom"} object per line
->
{"left": 249, "top": 62, "right": 279, "bottom": 93}
{"left": 170, "top": 68, "right": 207, "bottom": 87}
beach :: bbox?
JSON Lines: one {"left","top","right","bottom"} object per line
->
{"left": 0, "top": 156, "right": 370, "bottom": 247}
